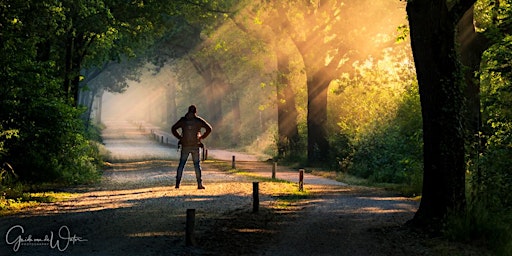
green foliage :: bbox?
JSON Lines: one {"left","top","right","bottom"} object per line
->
{"left": 0, "top": 0, "right": 111, "bottom": 186}
{"left": 462, "top": 4, "right": 512, "bottom": 253}
{"left": 0, "top": 0, "right": 234, "bottom": 187}
{"left": 348, "top": 86, "right": 423, "bottom": 187}
{"left": 328, "top": 50, "right": 423, "bottom": 193}
{"left": 1, "top": 89, "right": 102, "bottom": 183}
{"left": 444, "top": 201, "right": 512, "bottom": 256}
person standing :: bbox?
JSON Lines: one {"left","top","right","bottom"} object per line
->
{"left": 171, "top": 105, "right": 212, "bottom": 189}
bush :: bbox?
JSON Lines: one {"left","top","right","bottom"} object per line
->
{"left": 444, "top": 200, "right": 512, "bottom": 256}
{"left": 329, "top": 132, "right": 353, "bottom": 171}
{"left": 343, "top": 84, "right": 423, "bottom": 190}
{"left": 462, "top": 35, "right": 512, "bottom": 254}
{"left": 328, "top": 50, "right": 422, "bottom": 191}
{"left": 5, "top": 99, "right": 102, "bottom": 184}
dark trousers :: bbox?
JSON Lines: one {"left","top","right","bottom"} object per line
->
{"left": 175, "top": 147, "right": 202, "bottom": 186}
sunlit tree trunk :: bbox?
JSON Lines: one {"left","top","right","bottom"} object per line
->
{"left": 306, "top": 70, "right": 330, "bottom": 163}
{"left": 96, "top": 90, "right": 104, "bottom": 125}
{"left": 276, "top": 48, "right": 299, "bottom": 158}
{"left": 84, "top": 86, "right": 98, "bottom": 127}
{"left": 406, "top": 0, "right": 475, "bottom": 229}
{"left": 232, "top": 96, "right": 241, "bottom": 147}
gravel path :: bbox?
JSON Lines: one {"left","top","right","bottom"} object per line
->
{"left": 0, "top": 120, "right": 432, "bottom": 256}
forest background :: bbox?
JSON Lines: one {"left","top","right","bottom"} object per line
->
{"left": 0, "top": 0, "right": 511, "bottom": 254}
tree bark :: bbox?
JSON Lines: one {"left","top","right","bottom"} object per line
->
{"left": 307, "top": 69, "right": 330, "bottom": 163}
{"left": 63, "top": 35, "right": 74, "bottom": 102}
{"left": 456, "top": 6, "right": 490, "bottom": 162}
{"left": 406, "top": 0, "right": 475, "bottom": 229}
{"left": 276, "top": 48, "right": 300, "bottom": 158}
{"left": 231, "top": 96, "right": 241, "bottom": 147}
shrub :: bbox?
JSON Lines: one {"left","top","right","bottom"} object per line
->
{"left": 344, "top": 83, "right": 423, "bottom": 189}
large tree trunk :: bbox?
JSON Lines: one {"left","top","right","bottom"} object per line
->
{"left": 307, "top": 69, "right": 330, "bottom": 164}
{"left": 276, "top": 48, "right": 300, "bottom": 158}
{"left": 406, "top": 0, "right": 474, "bottom": 228}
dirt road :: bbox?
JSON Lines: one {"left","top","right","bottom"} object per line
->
{"left": 0, "top": 121, "right": 431, "bottom": 256}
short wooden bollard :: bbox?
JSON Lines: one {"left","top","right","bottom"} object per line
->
{"left": 232, "top": 155, "right": 236, "bottom": 169}
{"left": 272, "top": 162, "right": 276, "bottom": 180}
{"left": 299, "top": 169, "right": 304, "bottom": 191}
{"left": 253, "top": 182, "right": 259, "bottom": 213}
{"left": 185, "top": 209, "right": 196, "bottom": 246}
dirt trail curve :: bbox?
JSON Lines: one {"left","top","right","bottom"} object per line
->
{"left": 0, "top": 120, "right": 427, "bottom": 256}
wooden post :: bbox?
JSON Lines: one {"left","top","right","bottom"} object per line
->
{"left": 185, "top": 209, "right": 196, "bottom": 246}
{"left": 299, "top": 169, "right": 304, "bottom": 192}
{"left": 202, "top": 147, "right": 206, "bottom": 161}
{"left": 232, "top": 155, "right": 236, "bottom": 169}
{"left": 205, "top": 149, "right": 208, "bottom": 160}
{"left": 253, "top": 182, "right": 259, "bottom": 213}
{"left": 272, "top": 162, "right": 276, "bottom": 180}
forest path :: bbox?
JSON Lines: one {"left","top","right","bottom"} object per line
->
{"left": 0, "top": 120, "right": 435, "bottom": 256}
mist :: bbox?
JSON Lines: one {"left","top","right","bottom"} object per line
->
{"left": 102, "top": 66, "right": 173, "bottom": 124}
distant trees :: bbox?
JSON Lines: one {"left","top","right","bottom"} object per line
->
{"left": 0, "top": 0, "right": 235, "bottom": 182}
{"left": 1, "top": 0, "right": 102, "bottom": 182}
{"left": 241, "top": 0, "right": 407, "bottom": 163}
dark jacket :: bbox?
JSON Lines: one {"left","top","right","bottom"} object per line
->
{"left": 171, "top": 112, "right": 212, "bottom": 147}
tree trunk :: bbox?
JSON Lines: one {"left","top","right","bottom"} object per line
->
{"left": 189, "top": 57, "right": 226, "bottom": 143}
{"left": 63, "top": 35, "right": 74, "bottom": 102}
{"left": 307, "top": 69, "right": 330, "bottom": 164}
{"left": 276, "top": 48, "right": 300, "bottom": 158}
{"left": 63, "top": 33, "right": 86, "bottom": 107}
{"left": 406, "top": 0, "right": 473, "bottom": 229}
{"left": 205, "top": 76, "right": 225, "bottom": 143}
{"left": 83, "top": 86, "right": 98, "bottom": 128}
{"left": 96, "top": 90, "right": 104, "bottom": 125}
{"left": 458, "top": 5, "right": 488, "bottom": 126}
{"left": 457, "top": 6, "right": 489, "bottom": 163}
{"left": 166, "top": 82, "right": 177, "bottom": 129}
{"left": 232, "top": 96, "right": 241, "bottom": 147}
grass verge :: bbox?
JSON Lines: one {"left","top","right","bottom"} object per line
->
{"left": 0, "top": 191, "right": 77, "bottom": 216}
